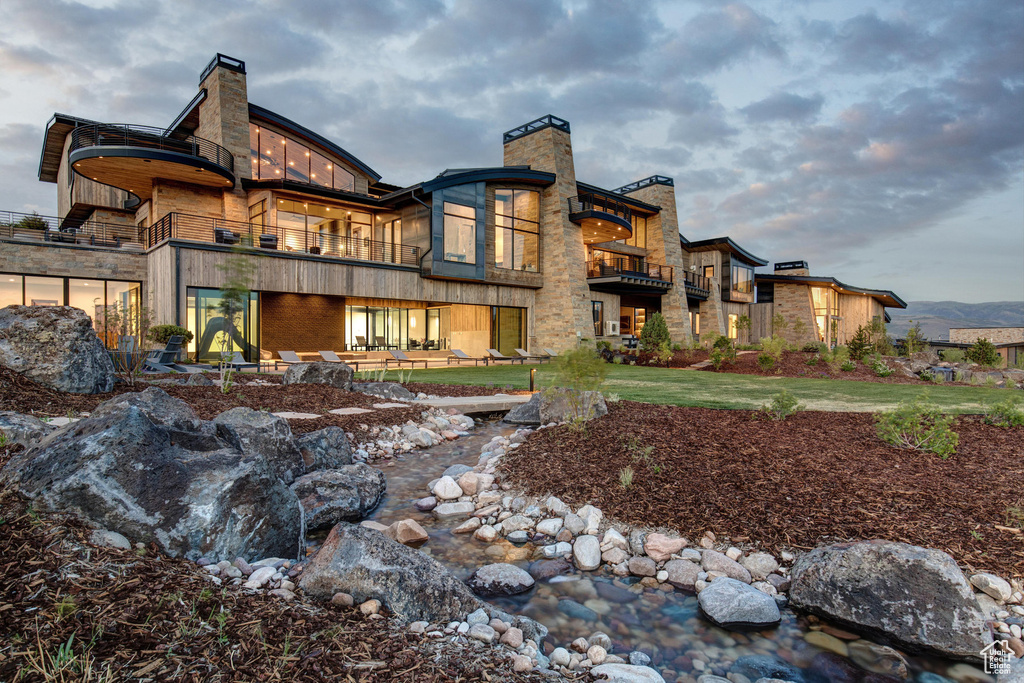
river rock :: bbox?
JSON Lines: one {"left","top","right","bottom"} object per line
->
{"left": 442, "top": 463, "right": 473, "bottom": 479}
{"left": 804, "top": 630, "right": 849, "bottom": 657}
{"left": 576, "top": 505, "right": 603, "bottom": 534}
{"left": 741, "top": 552, "right": 780, "bottom": 581}
{"left": 501, "top": 514, "right": 535, "bottom": 533}
{"left": 357, "top": 382, "right": 414, "bottom": 401}
{"left": 0, "top": 411, "right": 56, "bottom": 447}
{"left": 299, "top": 521, "right": 485, "bottom": 622}
{"left": 702, "top": 550, "right": 752, "bottom": 583}
{"left": 628, "top": 556, "right": 657, "bottom": 577}
{"left": 970, "top": 574, "right": 1012, "bottom": 602}
{"left": 698, "top": 577, "right": 782, "bottom": 629}
{"left": 573, "top": 535, "right": 602, "bottom": 570}
{"left": 290, "top": 464, "right": 386, "bottom": 531}
{"left": 415, "top": 496, "right": 437, "bottom": 511}
{"left": 385, "top": 519, "right": 428, "bottom": 546}
{"left": 467, "top": 563, "right": 536, "bottom": 597}
{"left": 530, "top": 558, "right": 572, "bottom": 580}
{"left": 603, "top": 527, "right": 628, "bottom": 550}
{"left": 295, "top": 427, "right": 353, "bottom": 470}
{"left": 664, "top": 559, "right": 701, "bottom": 590}
{"left": 474, "top": 525, "right": 498, "bottom": 542}
{"left": 432, "top": 476, "right": 463, "bottom": 500}
{"left": 282, "top": 362, "right": 353, "bottom": 390}
{"left": 644, "top": 533, "right": 687, "bottom": 562}
{"left": 848, "top": 640, "right": 909, "bottom": 679}
{"left": 808, "top": 652, "right": 862, "bottom": 683}
{"left": 453, "top": 517, "right": 481, "bottom": 534}
{"left": 214, "top": 407, "right": 305, "bottom": 484}
{"left": 789, "top": 540, "right": 991, "bottom": 660}
{"left": 536, "top": 518, "right": 563, "bottom": 536}
{"left": 731, "top": 655, "right": 804, "bottom": 683}
{"left": 432, "top": 502, "right": 475, "bottom": 518}
{"left": 0, "top": 388, "right": 302, "bottom": 560}
{"left": 0, "top": 305, "right": 115, "bottom": 394}
{"left": 590, "top": 663, "right": 666, "bottom": 682}
{"left": 563, "top": 513, "right": 585, "bottom": 535}
{"left": 603, "top": 547, "right": 630, "bottom": 565}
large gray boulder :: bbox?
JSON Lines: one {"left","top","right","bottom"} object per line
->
{"left": 281, "top": 362, "right": 353, "bottom": 391}
{"left": 289, "top": 465, "right": 386, "bottom": 531}
{"left": 0, "top": 388, "right": 303, "bottom": 561}
{"left": 789, "top": 540, "right": 991, "bottom": 661}
{"left": 295, "top": 426, "right": 353, "bottom": 470}
{"left": 504, "top": 389, "right": 608, "bottom": 426}
{"left": 299, "top": 522, "right": 485, "bottom": 622}
{"left": 466, "top": 563, "right": 536, "bottom": 597}
{"left": 0, "top": 411, "right": 56, "bottom": 447}
{"left": 214, "top": 408, "right": 304, "bottom": 484}
{"left": 697, "top": 577, "right": 781, "bottom": 629}
{"left": 356, "top": 382, "right": 414, "bottom": 401}
{"left": 504, "top": 393, "right": 541, "bottom": 425}
{"left": 0, "top": 305, "right": 115, "bottom": 394}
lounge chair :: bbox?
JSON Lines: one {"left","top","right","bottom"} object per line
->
{"left": 278, "top": 351, "right": 304, "bottom": 364}
{"left": 448, "top": 349, "right": 487, "bottom": 366}
{"left": 224, "top": 351, "right": 258, "bottom": 371}
{"left": 543, "top": 348, "right": 559, "bottom": 358}
{"left": 354, "top": 336, "right": 368, "bottom": 351}
{"left": 319, "top": 350, "right": 343, "bottom": 362}
{"left": 515, "top": 348, "right": 550, "bottom": 363}
{"left": 388, "top": 349, "right": 428, "bottom": 369}
{"left": 322, "top": 349, "right": 379, "bottom": 371}
{"left": 143, "top": 335, "right": 191, "bottom": 373}
{"left": 375, "top": 336, "right": 397, "bottom": 350}
{"left": 487, "top": 349, "right": 525, "bottom": 364}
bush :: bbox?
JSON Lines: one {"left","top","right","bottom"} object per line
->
{"left": 902, "top": 322, "right": 928, "bottom": 355}
{"left": 762, "top": 390, "right": 804, "bottom": 421}
{"left": 760, "top": 335, "right": 787, "bottom": 360}
{"left": 875, "top": 395, "right": 959, "bottom": 458}
{"left": 984, "top": 398, "right": 1024, "bottom": 428}
{"left": 868, "top": 316, "right": 895, "bottom": 356}
{"left": 639, "top": 312, "right": 671, "bottom": 351}
{"left": 655, "top": 342, "right": 673, "bottom": 365}
{"left": 148, "top": 324, "right": 194, "bottom": 346}
{"left": 920, "top": 369, "right": 944, "bottom": 384}
{"left": 806, "top": 354, "right": 820, "bottom": 366}
{"left": 554, "top": 345, "right": 607, "bottom": 392}
{"left": 713, "top": 335, "right": 733, "bottom": 351}
{"left": 966, "top": 338, "right": 1000, "bottom": 367}
{"left": 840, "top": 360, "right": 856, "bottom": 372}
{"left": 757, "top": 351, "right": 776, "bottom": 371}
{"left": 940, "top": 348, "right": 964, "bottom": 364}
{"left": 827, "top": 346, "right": 850, "bottom": 372}
{"left": 871, "top": 354, "right": 893, "bottom": 377}
{"left": 848, "top": 325, "right": 871, "bottom": 361}
{"left": 802, "top": 341, "right": 827, "bottom": 353}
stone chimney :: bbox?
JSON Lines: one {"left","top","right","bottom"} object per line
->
{"left": 196, "top": 54, "right": 250, "bottom": 222}
{"left": 774, "top": 260, "right": 809, "bottom": 276}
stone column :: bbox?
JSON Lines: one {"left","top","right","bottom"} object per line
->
{"left": 503, "top": 121, "right": 593, "bottom": 352}
{"left": 196, "top": 58, "right": 250, "bottom": 223}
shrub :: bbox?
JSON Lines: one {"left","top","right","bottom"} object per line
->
{"left": 984, "top": 398, "right": 1024, "bottom": 428}
{"left": 761, "top": 390, "right": 804, "bottom": 421}
{"left": 713, "top": 335, "right": 733, "bottom": 350}
{"left": 551, "top": 345, "right": 608, "bottom": 430}
{"left": 902, "top": 322, "right": 928, "bottom": 356}
{"left": 655, "top": 342, "right": 673, "bottom": 365}
{"left": 595, "top": 340, "right": 612, "bottom": 352}
{"left": 639, "top": 312, "right": 671, "bottom": 351}
{"left": 148, "top": 324, "right": 194, "bottom": 346}
{"left": 840, "top": 360, "right": 856, "bottom": 372}
{"left": 848, "top": 325, "right": 871, "bottom": 361}
{"left": 710, "top": 348, "right": 725, "bottom": 370}
{"left": 772, "top": 312, "right": 789, "bottom": 336}
{"left": 871, "top": 355, "right": 893, "bottom": 377}
{"left": 803, "top": 341, "right": 827, "bottom": 353}
{"left": 757, "top": 351, "right": 776, "bottom": 371}
{"left": 619, "top": 466, "right": 634, "bottom": 489}
{"left": 827, "top": 346, "right": 850, "bottom": 373}
{"left": 806, "top": 354, "right": 820, "bottom": 366}
{"left": 672, "top": 342, "right": 682, "bottom": 352}
{"left": 868, "top": 316, "right": 895, "bottom": 356}
{"left": 920, "top": 370, "right": 944, "bottom": 384}
{"left": 940, "top": 348, "right": 964, "bottom": 364}
{"left": 760, "top": 335, "right": 787, "bottom": 360}
{"left": 875, "top": 395, "right": 959, "bottom": 458}
{"left": 966, "top": 338, "right": 1000, "bottom": 367}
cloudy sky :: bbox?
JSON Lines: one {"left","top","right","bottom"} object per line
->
{"left": 1, "top": 0, "right": 1021, "bottom": 303}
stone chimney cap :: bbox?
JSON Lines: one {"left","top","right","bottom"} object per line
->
{"left": 200, "top": 54, "right": 246, "bottom": 85}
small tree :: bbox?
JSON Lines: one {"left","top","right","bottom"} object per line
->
{"left": 902, "top": 321, "right": 928, "bottom": 356}
{"left": 735, "top": 314, "right": 751, "bottom": 343}
{"left": 848, "top": 324, "right": 871, "bottom": 362}
{"left": 639, "top": 311, "right": 671, "bottom": 351}
{"left": 15, "top": 212, "right": 48, "bottom": 231}
{"left": 966, "top": 338, "right": 1000, "bottom": 367}
{"left": 772, "top": 312, "right": 789, "bottom": 337}
{"left": 106, "top": 300, "right": 154, "bottom": 386}
{"left": 211, "top": 250, "right": 257, "bottom": 392}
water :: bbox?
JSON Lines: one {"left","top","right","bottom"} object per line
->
{"left": 321, "top": 419, "right": 968, "bottom": 682}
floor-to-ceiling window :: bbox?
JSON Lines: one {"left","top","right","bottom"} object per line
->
{"left": 592, "top": 301, "right": 603, "bottom": 337}
{"left": 491, "top": 306, "right": 525, "bottom": 356}
{"left": 250, "top": 123, "right": 355, "bottom": 191}
{"left": 186, "top": 287, "right": 260, "bottom": 362}
{"left": 345, "top": 305, "right": 426, "bottom": 350}
{"left": 494, "top": 189, "right": 539, "bottom": 272}
{"left": 443, "top": 202, "right": 476, "bottom": 263}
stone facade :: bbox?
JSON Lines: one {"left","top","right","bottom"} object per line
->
{"left": 0, "top": 240, "right": 147, "bottom": 284}
{"left": 772, "top": 282, "right": 819, "bottom": 346}
{"left": 196, "top": 62, "right": 250, "bottom": 222}
{"left": 950, "top": 327, "right": 1024, "bottom": 345}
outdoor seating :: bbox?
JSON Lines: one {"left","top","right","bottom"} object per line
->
{"left": 224, "top": 351, "right": 258, "bottom": 371}
{"left": 447, "top": 349, "right": 487, "bottom": 366}
{"left": 388, "top": 349, "right": 428, "bottom": 369}
{"left": 214, "top": 227, "right": 240, "bottom": 245}
{"left": 515, "top": 348, "right": 550, "bottom": 363}
{"left": 143, "top": 335, "right": 185, "bottom": 373}
{"left": 319, "top": 350, "right": 344, "bottom": 362}
{"left": 374, "top": 336, "right": 397, "bottom": 350}
{"left": 543, "top": 348, "right": 559, "bottom": 358}
{"left": 259, "top": 234, "right": 278, "bottom": 250}
{"left": 486, "top": 349, "right": 525, "bottom": 364}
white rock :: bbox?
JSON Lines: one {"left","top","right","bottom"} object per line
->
{"left": 563, "top": 513, "right": 585, "bottom": 535}
{"left": 656, "top": 570, "right": 669, "bottom": 582}
{"left": 432, "top": 476, "right": 464, "bottom": 500}
{"left": 740, "top": 552, "right": 780, "bottom": 581}
{"left": 725, "top": 547, "right": 742, "bottom": 561}
{"left": 602, "top": 528, "right": 629, "bottom": 550}
{"left": 501, "top": 514, "right": 535, "bottom": 533}
{"left": 474, "top": 525, "right": 498, "bottom": 542}
{"left": 467, "top": 623, "right": 496, "bottom": 643}
{"left": 576, "top": 505, "right": 603, "bottom": 534}
{"left": 545, "top": 496, "right": 569, "bottom": 515}
{"left": 551, "top": 647, "right": 571, "bottom": 667}
{"left": 590, "top": 663, "right": 667, "bottom": 682}
{"left": 453, "top": 517, "right": 482, "bottom": 534}
{"left": 243, "top": 566, "right": 276, "bottom": 589}
{"left": 433, "top": 501, "right": 475, "bottom": 518}
{"left": 536, "top": 518, "right": 563, "bottom": 536}
{"left": 573, "top": 535, "right": 602, "bottom": 571}
{"left": 971, "top": 573, "right": 1013, "bottom": 602}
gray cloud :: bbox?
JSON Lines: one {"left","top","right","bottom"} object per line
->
{"left": 741, "top": 91, "right": 823, "bottom": 123}
{"left": 659, "top": 3, "right": 784, "bottom": 76}
{"left": 815, "top": 11, "right": 944, "bottom": 73}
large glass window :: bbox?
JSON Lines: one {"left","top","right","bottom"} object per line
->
{"left": 443, "top": 201, "right": 476, "bottom": 264}
{"left": 275, "top": 199, "right": 376, "bottom": 257}
{"left": 344, "top": 305, "right": 442, "bottom": 351}
{"left": 731, "top": 264, "right": 754, "bottom": 294}
{"left": 248, "top": 200, "right": 266, "bottom": 230}
{"left": 494, "top": 189, "right": 540, "bottom": 272}
{"left": 811, "top": 287, "right": 839, "bottom": 343}
{"left": 24, "top": 276, "right": 64, "bottom": 307}
{"left": 0, "top": 274, "right": 22, "bottom": 308}
{"left": 68, "top": 279, "right": 105, "bottom": 330}
{"left": 250, "top": 123, "right": 355, "bottom": 191}
{"left": 187, "top": 287, "right": 260, "bottom": 362}
{"left": 592, "top": 301, "right": 603, "bottom": 337}
{"left": 617, "top": 214, "right": 647, "bottom": 248}
{"left": 728, "top": 313, "right": 739, "bottom": 339}
{"left": 491, "top": 306, "right": 525, "bottom": 356}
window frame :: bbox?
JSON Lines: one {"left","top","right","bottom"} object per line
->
{"left": 443, "top": 201, "right": 477, "bottom": 264}
{"left": 731, "top": 264, "right": 754, "bottom": 294}
{"left": 250, "top": 123, "right": 355, "bottom": 192}
{"left": 592, "top": 301, "right": 603, "bottom": 337}
{"left": 493, "top": 188, "right": 540, "bottom": 272}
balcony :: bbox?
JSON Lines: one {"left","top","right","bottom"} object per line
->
{"left": 569, "top": 193, "right": 633, "bottom": 244}
{"left": 146, "top": 213, "right": 420, "bottom": 266}
{"left": 683, "top": 270, "right": 711, "bottom": 300}
{"left": 0, "top": 210, "right": 144, "bottom": 251}
{"left": 586, "top": 258, "right": 673, "bottom": 294}
{"left": 68, "top": 124, "right": 235, "bottom": 200}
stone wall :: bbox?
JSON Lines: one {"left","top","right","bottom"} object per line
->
{"left": 950, "top": 327, "right": 1024, "bottom": 345}
{"left": 0, "top": 240, "right": 147, "bottom": 284}
{"left": 196, "top": 62, "right": 249, "bottom": 223}
{"left": 151, "top": 181, "right": 224, "bottom": 224}
{"left": 772, "top": 282, "right": 819, "bottom": 346}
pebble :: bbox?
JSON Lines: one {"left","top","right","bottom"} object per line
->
{"left": 589, "top": 631, "right": 612, "bottom": 649}
{"left": 489, "top": 618, "right": 508, "bottom": 634}
{"left": 500, "top": 626, "right": 524, "bottom": 648}
{"left": 409, "top": 621, "right": 428, "bottom": 633}
{"left": 971, "top": 573, "right": 1013, "bottom": 602}
{"left": 725, "top": 547, "right": 742, "bottom": 561}
{"left": 359, "top": 599, "right": 381, "bottom": 616}
{"left": 630, "top": 651, "right": 652, "bottom": 666}
{"left": 468, "top": 623, "right": 496, "bottom": 644}
{"left": 551, "top": 647, "right": 571, "bottom": 667}
{"left": 588, "top": 645, "right": 608, "bottom": 665}
{"left": 512, "top": 654, "right": 533, "bottom": 672}
{"left": 331, "top": 592, "right": 354, "bottom": 607}
{"left": 466, "top": 608, "right": 489, "bottom": 625}
{"left": 571, "top": 637, "right": 590, "bottom": 653}
{"left": 573, "top": 535, "right": 602, "bottom": 570}
{"left": 243, "top": 566, "right": 276, "bottom": 589}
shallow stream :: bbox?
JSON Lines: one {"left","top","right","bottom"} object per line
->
{"left": 321, "top": 419, "right": 967, "bottom": 682}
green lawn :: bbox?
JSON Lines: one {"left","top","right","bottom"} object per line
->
{"left": 371, "top": 364, "right": 1016, "bottom": 413}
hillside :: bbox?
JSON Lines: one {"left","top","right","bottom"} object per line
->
{"left": 887, "top": 301, "right": 1024, "bottom": 340}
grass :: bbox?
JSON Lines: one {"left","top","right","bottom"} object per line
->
{"left": 389, "top": 364, "right": 1013, "bottom": 413}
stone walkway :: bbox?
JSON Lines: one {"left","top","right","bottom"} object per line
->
{"left": 682, "top": 349, "right": 757, "bottom": 371}
{"left": 268, "top": 394, "right": 532, "bottom": 421}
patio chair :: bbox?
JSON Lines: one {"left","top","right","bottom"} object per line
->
{"left": 447, "top": 349, "right": 487, "bottom": 366}
{"left": 388, "top": 349, "right": 428, "bottom": 369}
{"left": 487, "top": 349, "right": 525, "bottom": 364}
{"left": 515, "top": 348, "right": 550, "bottom": 363}
{"left": 319, "top": 350, "right": 344, "bottom": 362}
{"left": 354, "top": 336, "right": 368, "bottom": 351}
{"left": 224, "top": 351, "right": 258, "bottom": 371}
{"left": 543, "top": 348, "right": 560, "bottom": 358}
{"left": 143, "top": 335, "right": 186, "bottom": 373}
{"left": 375, "top": 336, "right": 397, "bottom": 350}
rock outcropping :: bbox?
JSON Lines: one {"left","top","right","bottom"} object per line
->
{"left": 505, "top": 389, "right": 608, "bottom": 425}
{"left": 281, "top": 362, "right": 353, "bottom": 390}
{"left": 0, "top": 305, "right": 115, "bottom": 394}
{"left": 290, "top": 465, "right": 386, "bottom": 531}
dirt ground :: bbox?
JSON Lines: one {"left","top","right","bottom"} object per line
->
{"left": 500, "top": 401, "right": 1024, "bottom": 578}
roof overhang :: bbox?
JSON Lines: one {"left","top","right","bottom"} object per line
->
{"left": 683, "top": 236, "right": 768, "bottom": 267}
{"left": 39, "top": 113, "right": 100, "bottom": 183}
{"left": 249, "top": 103, "right": 382, "bottom": 181}
{"left": 577, "top": 180, "right": 660, "bottom": 215}
{"left": 756, "top": 273, "right": 907, "bottom": 308}
{"left": 167, "top": 89, "right": 207, "bottom": 137}
{"left": 242, "top": 179, "right": 385, "bottom": 209}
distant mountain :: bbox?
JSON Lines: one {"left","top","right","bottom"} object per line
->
{"left": 887, "top": 301, "right": 1024, "bottom": 340}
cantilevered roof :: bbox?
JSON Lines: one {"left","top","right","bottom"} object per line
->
{"left": 249, "top": 103, "right": 382, "bottom": 182}
{"left": 382, "top": 167, "right": 556, "bottom": 201}
{"left": 756, "top": 273, "right": 907, "bottom": 309}
{"left": 576, "top": 181, "right": 660, "bottom": 215}
{"left": 684, "top": 236, "right": 768, "bottom": 267}
{"left": 39, "top": 113, "right": 102, "bottom": 183}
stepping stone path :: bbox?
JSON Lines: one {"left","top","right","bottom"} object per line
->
{"left": 373, "top": 403, "right": 411, "bottom": 409}
{"left": 271, "top": 411, "right": 322, "bottom": 420}
{"left": 329, "top": 407, "right": 374, "bottom": 415}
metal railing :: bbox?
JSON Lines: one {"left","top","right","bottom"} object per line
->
{"left": 683, "top": 270, "right": 711, "bottom": 295}
{"left": 568, "top": 193, "right": 632, "bottom": 224}
{"left": 612, "top": 175, "right": 675, "bottom": 194}
{"left": 586, "top": 258, "right": 673, "bottom": 283}
{"left": 146, "top": 212, "right": 420, "bottom": 266}
{"left": 0, "top": 210, "right": 143, "bottom": 249}
{"left": 69, "top": 123, "right": 235, "bottom": 175}
{"left": 503, "top": 115, "right": 571, "bottom": 144}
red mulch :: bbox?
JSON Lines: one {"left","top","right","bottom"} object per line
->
{"left": 402, "top": 382, "right": 532, "bottom": 398}
{"left": 500, "top": 402, "right": 1024, "bottom": 578}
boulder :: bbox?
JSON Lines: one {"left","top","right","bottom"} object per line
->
{"left": 970, "top": 573, "right": 1012, "bottom": 602}
{"left": 589, "top": 663, "right": 666, "bottom": 682}
{"left": 290, "top": 464, "right": 386, "bottom": 531}
{"left": 298, "top": 522, "right": 485, "bottom": 623}
{"left": 282, "top": 362, "right": 353, "bottom": 390}
{"left": 573, "top": 534, "right": 602, "bottom": 570}
{"left": 789, "top": 540, "right": 991, "bottom": 660}
{"left": 0, "top": 411, "right": 56, "bottom": 447}
{"left": 697, "top": 577, "right": 782, "bottom": 629}
{"left": 540, "top": 388, "right": 608, "bottom": 424}
{"left": 295, "top": 427, "right": 353, "bottom": 471}
{"left": 0, "top": 389, "right": 302, "bottom": 561}
{"left": 504, "top": 393, "right": 541, "bottom": 425}
{"left": 214, "top": 408, "right": 304, "bottom": 484}
{"left": 355, "top": 382, "right": 414, "bottom": 401}
{"left": 466, "top": 563, "right": 536, "bottom": 597}
{"left": 0, "top": 305, "right": 115, "bottom": 394}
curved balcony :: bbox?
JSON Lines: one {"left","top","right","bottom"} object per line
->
{"left": 569, "top": 193, "right": 632, "bottom": 244}
{"left": 68, "top": 124, "right": 235, "bottom": 200}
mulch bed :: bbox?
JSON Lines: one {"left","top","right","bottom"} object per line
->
{"left": 0, "top": 452, "right": 547, "bottom": 682}
{"left": 626, "top": 349, "right": 930, "bottom": 385}
{"left": 403, "top": 382, "right": 532, "bottom": 398}
{"left": 500, "top": 402, "right": 1024, "bottom": 578}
